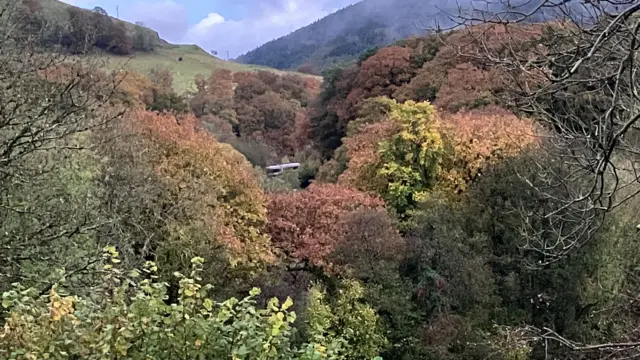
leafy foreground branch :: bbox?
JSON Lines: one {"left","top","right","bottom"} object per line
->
{"left": 0, "top": 246, "right": 384, "bottom": 360}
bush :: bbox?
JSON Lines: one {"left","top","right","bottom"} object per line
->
{"left": 0, "top": 247, "right": 371, "bottom": 359}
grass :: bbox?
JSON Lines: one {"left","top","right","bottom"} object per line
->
{"left": 105, "top": 45, "right": 322, "bottom": 94}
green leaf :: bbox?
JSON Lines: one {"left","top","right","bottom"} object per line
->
{"left": 236, "top": 345, "right": 249, "bottom": 356}
{"left": 282, "top": 296, "right": 294, "bottom": 310}
{"left": 203, "top": 298, "right": 213, "bottom": 311}
{"left": 249, "top": 287, "right": 261, "bottom": 297}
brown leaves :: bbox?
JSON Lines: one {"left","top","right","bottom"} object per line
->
{"left": 267, "top": 183, "right": 386, "bottom": 270}
{"left": 189, "top": 69, "right": 319, "bottom": 156}
{"left": 433, "top": 62, "right": 502, "bottom": 112}
{"left": 345, "top": 46, "right": 413, "bottom": 119}
{"left": 338, "top": 119, "right": 398, "bottom": 195}
{"left": 438, "top": 106, "right": 539, "bottom": 193}
{"left": 129, "top": 110, "right": 275, "bottom": 269}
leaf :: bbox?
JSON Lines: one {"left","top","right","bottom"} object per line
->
{"left": 249, "top": 287, "right": 261, "bottom": 297}
{"left": 203, "top": 298, "right": 213, "bottom": 311}
{"left": 282, "top": 296, "right": 294, "bottom": 310}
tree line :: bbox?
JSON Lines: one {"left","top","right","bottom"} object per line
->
{"left": 16, "top": 0, "right": 157, "bottom": 55}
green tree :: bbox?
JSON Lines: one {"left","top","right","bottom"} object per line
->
{"left": 0, "top": 2, "right": 123, "bottom": 297}
{"left": 306, "top": 279, "right": 389, "bottom": 360}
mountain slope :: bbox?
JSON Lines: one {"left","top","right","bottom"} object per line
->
{"left": 235, "top": 0, "right": 452, "bottom": 72}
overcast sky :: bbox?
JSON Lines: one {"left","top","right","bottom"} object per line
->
{"left": 61, "top": 0, "right": 360, "bottom": 58}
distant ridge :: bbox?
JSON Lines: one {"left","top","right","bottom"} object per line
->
{"left": 235, "top": 0, "right": 453, "bottom": 73}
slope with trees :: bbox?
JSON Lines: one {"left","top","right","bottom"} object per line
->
{"left": 3, "top": 0, "right": 640, "bottom": 358}
{"left": 235, "top": 0, "right": 452, "bottom": 73}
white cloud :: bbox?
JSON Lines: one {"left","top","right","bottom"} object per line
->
{"left": 191, "top": 12, "right": 226, "bottom": 36}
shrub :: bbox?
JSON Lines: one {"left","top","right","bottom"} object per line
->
{"left": 0, "top": 247, "right": 368, "bottom": 359}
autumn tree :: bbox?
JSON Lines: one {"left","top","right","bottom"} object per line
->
{"left": 266, "top": 183, "right": 386, "bottom": 270}
{"left": 338, "top": 97, "right": 444, "bottom": 214}
{"left": 113, "top": 70, "right": 154, "bottom": 106}
{"left": 231, "top": 71, "right": 315, "bottom": 156}
{"left": 189, "top": 69, "right": 236, "bottom": 121}
{"left": 342, "top": 46, "right": 413, "bottom": 128}
{"left": 98, "top": 110, "right": 275, "bottom": 291}
{"left": 432, "top": 1, "right": 640, "bottom": 265}
{"left": 438, "top": 105, "right": 538, "bottom": 193}
{"left": 432, "top": 62, "right": 501, "bottom": 112}
{"left": 146, "top": 67, "right": 187, "bottom": 113}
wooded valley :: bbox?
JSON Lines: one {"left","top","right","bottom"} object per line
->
{"left": 1, "top": 0, "right": 640, "bottom": 359}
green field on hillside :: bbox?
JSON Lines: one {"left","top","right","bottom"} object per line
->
{"left": 35, "top": 0, "right": 320, "bottom": 94}
{"left": 104, "top": 45, "right": 321, "bottom": 94}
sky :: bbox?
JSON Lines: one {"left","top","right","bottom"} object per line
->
{"left": 61, "top": 0, "right": 360, "bottom": 59}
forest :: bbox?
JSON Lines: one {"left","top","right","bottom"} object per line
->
{"left": 2, "top": 0, "right": 640, "bottom": 359}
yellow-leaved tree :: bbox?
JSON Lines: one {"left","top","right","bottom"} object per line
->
{"left": 339, "top": 97, "right": 445, "bottom": 214}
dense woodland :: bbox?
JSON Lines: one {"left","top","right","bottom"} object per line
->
{"left": 2, "top": 0, "right": 640, "bottom": 359}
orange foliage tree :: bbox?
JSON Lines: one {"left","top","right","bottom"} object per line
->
{"left": 128, "top": 110, "right": 275, "bottom": 278}
{"left": 114, "top": 71, "right": 154, "bottom": 107}
{"left": 189, "top": 69, "right": 236, "bottom": 120}
{"left": 338, "top": 119, "right": 398, "bottom": 197}
{"left": 232, "top": 71, "right": 318, "bottom": 155}
{"left": 438, "top": 106, "right": 539, "bottom": 193}
{"left": 432, "top": 62, "right": 501, "bottom": 112}
{"left": 266, "top": 183, "right": 386, "bottom": 270}
{"left": 333, "top": 97, "right": 539, "bottom": 212}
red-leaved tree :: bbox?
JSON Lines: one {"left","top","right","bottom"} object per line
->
{"left": 267, "top": 183, "right": 386, "bottom": 270}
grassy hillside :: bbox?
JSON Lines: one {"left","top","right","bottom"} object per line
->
{"left": 36, "top": 0, "right": 319, "bottom": 93}
{"left": 105, "top": 45, "right": 320, "bottom": 94}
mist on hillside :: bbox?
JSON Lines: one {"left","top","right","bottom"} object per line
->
{"left": 234, "top": 0, "right": 591, "bottom": 71}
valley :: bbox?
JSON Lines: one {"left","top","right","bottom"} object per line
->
{"left": 0, "top": 0, "right": 639, "bottom": 359}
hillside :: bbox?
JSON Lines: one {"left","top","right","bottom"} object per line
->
{"left": 235, "top": 0, "right": 577, "bottom": 73}
{"left": 235, "top": 0, "right": 450, "bottom": 72}
{"left": 31, "top": 0, "right": 319, "bottom": 93}
{"left": 104, "top": 45, "right": 321, "bottom": 94}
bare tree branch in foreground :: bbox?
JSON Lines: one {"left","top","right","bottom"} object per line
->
{"left": 420, "top": 0, "right": 640, "bottom": 266}
{"left": 0, "top": 0, "right": 129, "bottom": 295}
